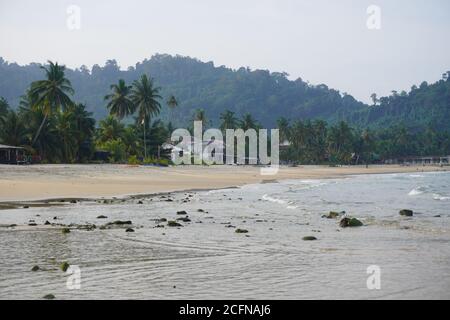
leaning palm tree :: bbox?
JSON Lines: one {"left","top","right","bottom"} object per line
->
{"left": 28, "top": 61, "right": 74, "bottom": 145}
{"left": 130, "top": 75, "right": 162, "bottom": 158}
{"left": 104, "top": 79, "right": 135, "bottom": 120}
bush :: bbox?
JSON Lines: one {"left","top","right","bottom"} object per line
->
{"left": 127, "top": 155, "right": 141, "bottom": 165}
{"left": 99, "top": 139, "right": 127, "bottom": 163}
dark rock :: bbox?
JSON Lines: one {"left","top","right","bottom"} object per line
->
{"left": 167, "top": 221, "right": 183, "bottom": 227}
{"left": 31, "top": 265, "right": 40, "bottom": 271}
{"left": 97, "top": 215, "right": 108, "bottom": 219}
{"left": 53, "top": 216, "right": 58, "bottom": 220}
{"left": 154, "top": 224, "right": 165, "bottom": 228}
{"left": 434, "top": 215, "right": 441, "bottom": 218}
{"left": 28, "top": 222, "right": 37, "bottom": 226}
{"left": 44, "top": 221, "right": 51, "bottom": 225}
{"left": 107, "top": 220, "right": 132, "bottom": 226}
{"left": 62, "top": 228, "right": 71, "bottom": 234}
{"left": 43, "top": 294, "right": 55, "bottom": 300}
{"left": 302, "top": 236, "right": 318, "bottom": 241}
{"left": 70, "top": 200, "right": 77, "bottom": 204}
{"left": 197, "top": 209, "right": 205, "bottom": 212}
{"left": 137, "top": 201, "right": 143, "bottom": 204}
{"left": 23, "top": 205, "right": 29, "bottom": 209}
{"left": 177, "top": 211, "right": 188, "bottom": 215}
{"left": 60, "top": 262, "right": 70, "bottom": 272}
{"left": 177, "top": 217, "right": 191, "bottom": 222}
{"left": 399, "top": 209, "right": 414, "bottom": 217}
{"left": 235, "top": 228, "right": 249, "bottom": 234}
{"left": 165, "top": 199, "right": 173, "bottom": 202}
{"left": 125, "top": 228, "right": 135, "bottom": 232}
{"left": 339, "top": 217, "right": 363, "bottom": 228}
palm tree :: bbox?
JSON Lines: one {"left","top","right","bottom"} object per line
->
{"left": 0, "top": 97, "right": 9, "bottom": 128}
{"left": 276, "top": 117, "right": 290, "bottom": 143}
{"left": 96, "top": 115, "right": 125, "bottom": 144}
{"left": 28, "top": 61, "right": 74, "bottom": 145}
{"left": 67, "top": 103, "right": 96, "bottom": 161}
{"left": 219, "top": 110, "right": 238, "bottom": 132}
{"left": 55, "top": 110, "right": 78, "bottom": 162}
{"left": 105, "top": 79, "right": 135, "bottom": 120}
{"left": 130, "top": 74, "right": 162, "bottom": 158}
{"left": 166, "top": 95, "right": 178, "bottom": 124}
{"left": 239, "top": 113, "right": 258, "bottom": 131}
{"left": 0, "top": 110, "right": 28, "bottom": 146}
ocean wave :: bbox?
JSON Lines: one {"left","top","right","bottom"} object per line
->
{"left": 262, "top": 194, "right": 287, "bottom": 205}
{"left": 408, "top": 186, "right": 426, "bottom": 196}
{"left": 433, "top": 193, "right": 450, "bottom": 201}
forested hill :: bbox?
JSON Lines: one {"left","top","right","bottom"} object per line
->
{"left": 350, "top": 76, "right": 450, "bottom": 132}
{"left": 0, "top": 54, "right": 449, "bottom": 130}
{"left": 0, "top": 54, "right": 366, "bottom": 126}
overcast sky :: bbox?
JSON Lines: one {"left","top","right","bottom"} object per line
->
{"left": 1, "top": 0, "right": 449, "bottom": 102}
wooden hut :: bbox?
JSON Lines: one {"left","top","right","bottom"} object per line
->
{"left": 0, "top": 144, "right": 26, "bottom": 164}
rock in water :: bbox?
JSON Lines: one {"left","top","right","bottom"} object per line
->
{"left": 31, "top": 265, "right": 40, "bottom": 271}
{"left": 60, "top": 262, "right": 70, "bottom": 272}
{"left": 235, "top": 229, "right": 249, "bottom": 234}
{"left": 177, "top": 211, "right": 188, "bottom": 215}
{"left": 125, "top": 228, "right": 135, "bottom": 232}
{"left": 302, "top": 236, "right": 318, "bottom": 241}
{"left": 340, "top": 217, "right": 363, "bottom": 228}
{"left": 62, "top": 228, "right": 71, "bottom": 234}
{"left": 43, "top": 294, "right": 55, "bottom": 300}
{"left": 106, "top": 220, "right": 132, "bottom": 226}
{"left": 97, "top": 215, "right": 108, "bottom": 219}
{"left": 399, "top": 209, "right": 414, "bottom": 217}
{"left": 44, "top": 220, "right": 51, "bottom": 225}
{"left": 167, "top": 221, "right": 183, "bottom": 227}
{"left": 322, "top": 211, "right": 341, "bottom": 219}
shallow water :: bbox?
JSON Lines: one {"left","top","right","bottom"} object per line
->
{"left": 1, "top": 172, "right": 450, "bottom": 299}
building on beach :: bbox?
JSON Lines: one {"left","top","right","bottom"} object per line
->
{"left": 0, "top": 144, "right": 26, "bottom": 164}
{"left": 384, "top": 155, "right": 450, "bottom": 165}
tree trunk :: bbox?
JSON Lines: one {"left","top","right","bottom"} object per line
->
{"left": 32, "top": 113, "right": 48, "bottom": 146}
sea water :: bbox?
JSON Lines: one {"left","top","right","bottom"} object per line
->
{"left": 0, "top": 171, "right": 449, "bottom": 299}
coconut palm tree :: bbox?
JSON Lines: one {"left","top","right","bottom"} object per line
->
{"left": 28, "top": 61, "right": 74, "bottom": 145}
{"left": 0, "top": 110, "right": 28, "bottom": 146}
{"left": 96, "top": 115, "right": 125, "bottom": 144}
{"left": 0, "top": 97, "right": 9, "bottom": 128}
{"left": 239, "top": 113, "right": 259, "bottom": 131}
{"left": 276, "top": 117, "right": 290, "bottom": 143}
{"left": 130, "top": 74, "right": 162, "bottom": 158}
{"left": 105, "top": 79, "right": 135, "bottom": 120}
{"left": 219, "top": 110, "right": 238, "bottom": 132}
{"left": 166, "top": 95, "right": 178, "bottom": 123}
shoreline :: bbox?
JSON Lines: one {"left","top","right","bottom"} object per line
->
{"left": 0, "top": 164, "right": 447, "bottom": 204}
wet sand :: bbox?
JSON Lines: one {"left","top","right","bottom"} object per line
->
{"left": 0, "top": 164, "right": 446, "bottom": 202}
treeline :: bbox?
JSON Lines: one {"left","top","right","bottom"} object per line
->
{"left": 0, "top": 61, "right": 171, "bottom": 164}
{"left": 276, "top": 118, "right": 450, "bottom": 164}
{"left": 352, "top": 72, "right": 450, "bottom": 132}
{"left": 1, "top": 60, "right": 450, "bottom": 165}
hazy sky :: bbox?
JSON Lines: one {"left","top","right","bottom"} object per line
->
{"left": 1, "top": 0, "right": 449, "bottom": 102}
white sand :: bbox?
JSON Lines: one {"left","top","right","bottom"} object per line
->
{"left": 0, "top": 164, "right": 446, "bottom": 202}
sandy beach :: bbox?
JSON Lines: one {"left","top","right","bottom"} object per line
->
{"left": 0, "top": 164, "right": 446, "bottom": 202}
